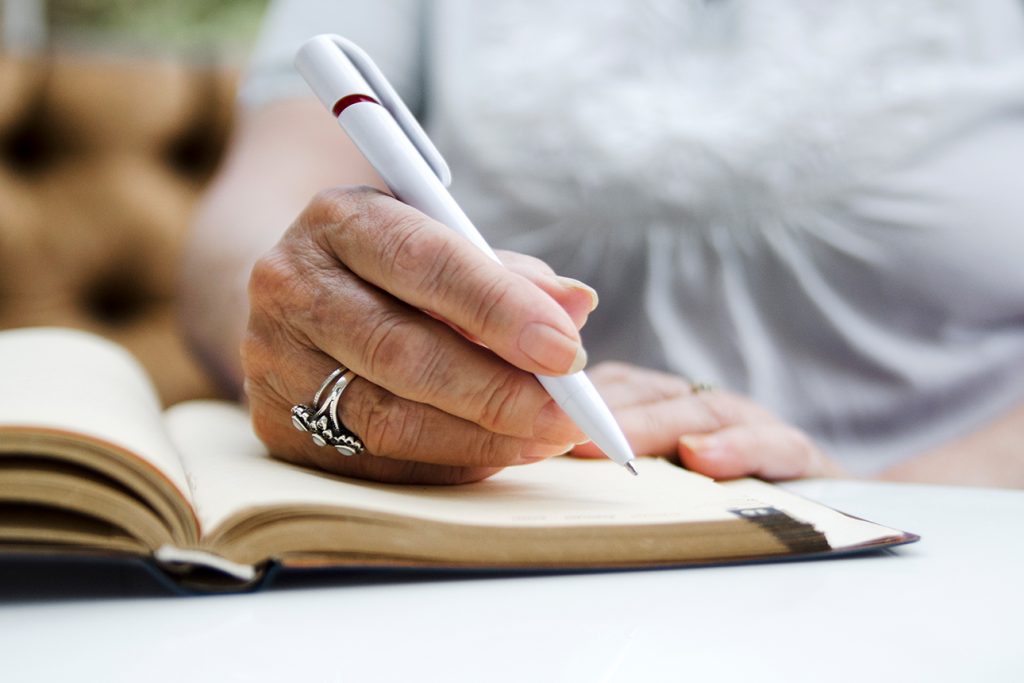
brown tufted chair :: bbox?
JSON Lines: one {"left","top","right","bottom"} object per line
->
{"left": 0, "top": 53, "right": 236, "bottom": 405}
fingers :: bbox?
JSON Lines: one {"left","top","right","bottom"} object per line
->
{"left": 335, "top": 377, "right": 576, "bottom": 467}
{"left": 242, "top": 334, "right": 499, "bottom": 484}
{"left": 563, "top": 359, "right": 840, "bottom": 482}
{"left": 586, "top": 362, "right": 695, "bottom": 409}
{"left": 571, "top": 393, "right": 724, "bottom": 458}
{"left": 309, "top": 187, "right": 586, "bottom": 376}
{"left": 571, "top": 361, "right": 745, "bottom": 458}
{"left": 244, "top": 339, "right": 578, "bottom": 481}
{"left": 244, "top": 293, "right": 582, "bottom": 475}
{"left": 248, "top": 241, "right": 585, "bottom": 447}
{"left": 248, "top": 385, "right": 502, "bottom": 485}
{"left": 678, "top": 423, "right": 843, "bottom": 481}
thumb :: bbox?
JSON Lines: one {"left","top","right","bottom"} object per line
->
{"left": 678, "top": 423, "right": 841, "bottom": 481}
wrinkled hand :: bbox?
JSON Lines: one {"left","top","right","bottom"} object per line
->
{"left": 243, "top": 187, "right": 598, "bottom": 484}
{"left": 573, "top": 363, "right": 845, "bottom": 480}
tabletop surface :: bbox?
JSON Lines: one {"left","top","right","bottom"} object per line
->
{"left": 1, "top": 478, "right": 1022, "bottom": 682}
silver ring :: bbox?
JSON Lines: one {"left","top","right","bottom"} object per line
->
{"left": 312, "top": 368, "right": 344, "bottom": 408}
{"left": 690, "top": 381, "right": 715, "bottom": 395}
{"left": 290, "top": 366, "right": 366, "bottom": 456}
{"left": 329, "top": 374, "right": 354, "bottom": 435}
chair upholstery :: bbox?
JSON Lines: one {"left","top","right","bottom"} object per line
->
{"left": 0, "top": 54, "right": 236, "bottom": 405}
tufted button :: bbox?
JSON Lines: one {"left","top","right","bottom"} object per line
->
{"left": 0, "top": 59, "right": 46, "bottom": 173}
{"left": 0, "top": 54, "right": 238, "bottom": 405}
{"left": 0, "top": 58, "right": 39, "bottom": 130}
{"left": 165, "top": 70, "right": 236, "bottom": 182}
{"left": 81, "top": 270, "right": 157, "bottom": 326}
{"left": 42, "top": 58, "right": 197, "bottom": 153}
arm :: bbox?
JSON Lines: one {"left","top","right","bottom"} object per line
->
{"left": 181, "top": 99, "right": 385, "bottom": 394}
{"left": 877, "top": 403, "right": 1024, "bottom": 487}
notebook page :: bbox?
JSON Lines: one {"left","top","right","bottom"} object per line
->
{"left": 0, "top": 328, "right": 191, "bottom": 501}
{"left": 166, "top": 401, "right": 763, "bottom": 536}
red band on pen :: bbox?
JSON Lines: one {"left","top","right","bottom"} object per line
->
{"left": 332, "top": 93, "right": 378, "bottom": 117}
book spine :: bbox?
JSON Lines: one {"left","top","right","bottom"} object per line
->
{"left": 153, "top": 545, "right": 270, "bottom": 593}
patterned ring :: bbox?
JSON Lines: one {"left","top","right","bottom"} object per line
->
{"left": 290, "top": 367, "right": 366, "bottom": 456}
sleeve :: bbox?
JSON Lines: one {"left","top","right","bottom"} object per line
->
{"left": 238, "top": 0, "right": 425, "bottom": 113}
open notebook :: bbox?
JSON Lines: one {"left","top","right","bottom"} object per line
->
{"left": 0, "top": 328, "right": 916, "bottom": 592}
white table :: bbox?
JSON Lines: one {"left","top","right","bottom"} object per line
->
{"left": 2, "top": 480, "right": 1022, "bottom": 682}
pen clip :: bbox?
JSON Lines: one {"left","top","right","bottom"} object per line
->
{"left": 329, "top": 35, "right": 452, "bottom": 187}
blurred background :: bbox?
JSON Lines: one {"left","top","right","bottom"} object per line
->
{"left": 3, "top": 0, "right": 266, "bottom": 56}
{"left": 0, "top": 0, "right": 268, "bottom": 405}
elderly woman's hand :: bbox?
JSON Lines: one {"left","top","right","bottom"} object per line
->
{"left": 242, "top": 186, "right": 598, "bottom": 484}
{"left": 573, "top": 362, "right": 846, "bottom": 480}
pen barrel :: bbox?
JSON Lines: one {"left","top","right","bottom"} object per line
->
{"left": 537, "top": 373, "right": 634, "bottom": 467}
{"left": 337, "top": 102, "right": 498, "bottom": 260}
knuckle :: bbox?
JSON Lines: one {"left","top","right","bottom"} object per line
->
{"left": 302, "top": 276, "right": 352, "bottom": 340}
{"left": 404, "top": 337, "right": 450, "bottom": 399}
{"left": 638, "top": 408, "right": 665, "bottom": 442}
{"left": 241, "top": 321, "right": 293, "bottom": 398}
{"left": 300, "top": 186, "right": 372, "bottom": 262}
{"left": 248, "top": 249, "right": 296, "bottom": 305}
{"left": 474, "top": 368, "right": 531, "bottom": 435}
{"left": 701, "top": 393, "right": 743, "bottom": 430}
{"left": 249, "top": 241, "right": 349, "bottom": 350}
{"left": 240, "top": 327, "right": 308, "bottom": 407}
{"left": 469, "top": 430, "right": 524, "bottom": 467}
{"left": 239, "top": 329, "right": 271, "bottom": 385}
{"left": 352, "top": 386, "right": 425, "bottom": 457}
{"left": 239, "top": 340, "right": 293, "bottom": 418}
{"left": 248, "top": 248, "right": 322, "bottom": 331}
{"left": 379, "top": 211, "right": 450, "bottom": 289}
{"left": 304, "top": 185, "right": 369, "bottom": 230}
{"left": 357, "top": 309, "right": 418, "bottom": 379}
{"left": 470, "top": 274, "right": 518, "bottom": 336}
{"left": 244, "top": 255, "right": 318, "bottom": 369}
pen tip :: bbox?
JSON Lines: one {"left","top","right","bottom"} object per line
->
{"left": 625, "top": 461, "right": 639, "bottom": 477}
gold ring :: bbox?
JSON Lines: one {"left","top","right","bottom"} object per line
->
{"left": 690, "top": 381, "right": 714, "bottom": 395}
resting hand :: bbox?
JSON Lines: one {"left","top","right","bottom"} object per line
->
{"left": 572, "top": 363, "right": 845, "bottom": 480}
{"left": 243, "top": 187, "right": 597, "bottom": 484}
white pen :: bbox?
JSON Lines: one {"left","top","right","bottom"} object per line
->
{"left": 295, "top": 35, "right": 637, "bottom": 476}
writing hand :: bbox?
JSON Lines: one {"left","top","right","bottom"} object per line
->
{"left": 242, "top": 187, "right": 597, "bottom": 484}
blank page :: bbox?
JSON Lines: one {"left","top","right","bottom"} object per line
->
{"left": 0, "top": 328, "right": 191, "bottom": 502}
{"left": 165, "top": 401, "right": 763, "bottom": 537}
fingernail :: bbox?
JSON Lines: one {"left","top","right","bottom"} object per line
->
{"left": 568, "top": 345, "right": 588, "bottom": 373}
{"left": 533, "top": 400, "right": 587, "bottom": 443}
{"left": 518, "top": 322, "right": 587, "bottom": 374}
{"left": 556, "top": 276, "right": 599, "bottom": 311}
{"left": 680, "top": 434, "right": 720, "bottom": 458}
{"left": 519, "top": 441, "right": 576, "bottom": 464}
